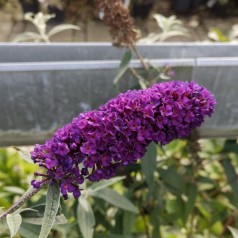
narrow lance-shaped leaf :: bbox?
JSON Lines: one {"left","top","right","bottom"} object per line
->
{"left": 94, "top": 234, "right": 132, "bottom": 238}
{"left": 48, "top": 24, "right": 80, "bottom": 38}
{"left": 229, "top": 226, "right": 238, "bottom": 238}
{"left": 12, "top": 32, "right": 43, "bottom": 42}
{"left": 89, "top": 188, "right": 139, "bottom": 214}
{"left": 4, "top": 186, "right": 25, "bottom": 195}
{"left": 221, "top": 159, "right": 238, "bottom": 208}
{"left": 77, "top": 195, "right": 95, "bottom": 238}
{"left": 158, "top": 166, "right": 186, "bottom": 194}
{"left": 23, "top": 214, "right": 67, "bottom": 226}
{"left": 113, "top": 50, "right": 132, "bottom": 85}
{"left": 141, "top": 142, "right": 157, "bottom": 188}
{"left": 19, "top": 223, "right": 41, "bottom": 238}
{"left": 39, "top": 181, "right": 61, "bottom": 238}
{"left": 88, "top": 176, "right": 125, "bottom": 192}
{"left": 12, "top": 146, "right": 33, "bottom": 163}
{"left": 123, "top": 211, "right": 136, "bottom": 235}
{"left": 185, "top": 183, "right": 197, "bottom": 221}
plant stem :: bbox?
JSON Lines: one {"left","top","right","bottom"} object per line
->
{"left": 141, "top": 212, "right": 150, "bottom": 238}
{"left": 0, "top": 180, "right": 49, "bottom": 221}
{"left": 129, "top": 44, "right": 155, "bottom": 86}
{"left": 129, "top": 44, "right": 149, "bottom": 71}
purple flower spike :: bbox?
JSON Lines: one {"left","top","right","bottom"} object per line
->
{"left": 31, "top": 81, "right": 216, "bottom": 199}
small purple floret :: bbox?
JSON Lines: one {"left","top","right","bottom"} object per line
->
{"left": 31, "top": 81, "right": 216, "bottom": 198}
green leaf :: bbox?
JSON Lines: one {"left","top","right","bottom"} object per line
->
{"left": 221, "top": 159, "right": 238, "bottom": 207}
{"left": 6, "top": 213, "right": 22, "bottom": 237}
{"left": 185, "top": 183, "right": 197, "bottom": 221}
{"left": 229, "top": 226, "right": 238, "bottom": 238}
{"left": 23, "top": 214, "right": 67, "bottom": 225}
{"left": 123, "top": 211, "right": 136, "bottom": 235}
{"left": 77, "top": 196, "right": 95, "bottom": 238}
{"left": 113, "top": 50, "right": 132, "bottom": 85}
{"left": 89, "top": 188, "right": 139, "bottom": 214}
{"left": 208, "top": 28, "right": 229, "bottom": 42}
{"left": 88, "top": 176, "right": 125, "bottom": 192}
{"left": 19, "top": 222, "right": 41, "bottom": 238}
{"left": 48, "top": 24, "right": 80, "bottom": 38}
{"left": 158, "top": 166, "right": 186, "bottom": 194}
{"left": 141, "top": 142, "right": 157, "bottom": 188}
{"left": 94, "top": 234, "right": 132, "bottom": 238}
{"left": 39, "top": 182, "right": 61, "bottom": 238}
{"left": 20, "top": 203, "right": 63, "bottom": 219}
{"left": 11, "top": 147, "right": 33, "bottom": 163}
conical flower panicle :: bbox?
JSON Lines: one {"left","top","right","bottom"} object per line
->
{"left": 31, "top": 81, "right": 216, "bottom": 199}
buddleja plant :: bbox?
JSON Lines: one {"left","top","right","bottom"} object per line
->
{"left": 0, "top": 80, "right": 216, "bottom": 237}
{"left": 138, "top": 14, "right": 188, "bottom": 43}
{"left": 0, "top": 1, "right": 221, "bottom": 238}
{"left": 13, "top": 12, "right": 80, "bottom": 42}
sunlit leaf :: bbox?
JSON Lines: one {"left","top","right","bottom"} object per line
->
{"left": 229, "top": 226, "right": 238, "bottom": 238}
{"left": 208, "top": 28, "right": 229, "bottom": 42}
{"left": 77, "top": 195, "right": 95, "bottom": 238}
{"left": 6, "top": 213, "right": 22, "bottom": 237}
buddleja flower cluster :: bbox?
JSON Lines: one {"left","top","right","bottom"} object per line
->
{"left": 31, "top": 81, "right": 215, "bottom": 199}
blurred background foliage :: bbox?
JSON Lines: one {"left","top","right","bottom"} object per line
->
{"left": 1, "top": 138, "right": 238, "bottom": 237}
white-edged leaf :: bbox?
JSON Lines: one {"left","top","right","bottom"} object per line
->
{"left": 6, "top": 213, "right": 22, "bottom": 237}
{"left": 48, "top": 24, "right": 80, "bottom": 38}
{"left": 141, "top": 142, "right": 157, "bottom": 188}
{"left": 88, "top": 176, "right": 125, "bottom": 192}
{"left": 89, "top": 188, "right": 138, "bottom": 214}
{"left": 12, "top": 32, "right": 42, "bottom": 42}
{"left": 229, "top": 226, "right": 238, "bottom": 238}
{"left": 39, "top": 182, "right": 60, "bottom": 238}
{"left": 159, "top": 72, "right": 171, "bottom": 80}
{"left": 77, "top": 196, "right": 95, "bottom": 238}
{"left": 12, "top": 146, "right": 33, "bottom": 163}
{"left": 113, "top": 50, "right": 132, "bottom": 85}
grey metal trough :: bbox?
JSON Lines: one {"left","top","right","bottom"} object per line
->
{"left": 0, "top": 42, "right": 237, "bottom": 146}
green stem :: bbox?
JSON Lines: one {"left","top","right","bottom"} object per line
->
{"left": 129, "top": 44, "right": 149, "bottom": 71}
{"left": 141, "top": 211, "right": 150, "bottom": 238}
{"left": 0, "top": 180, "right": 49, "bottom": 221}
